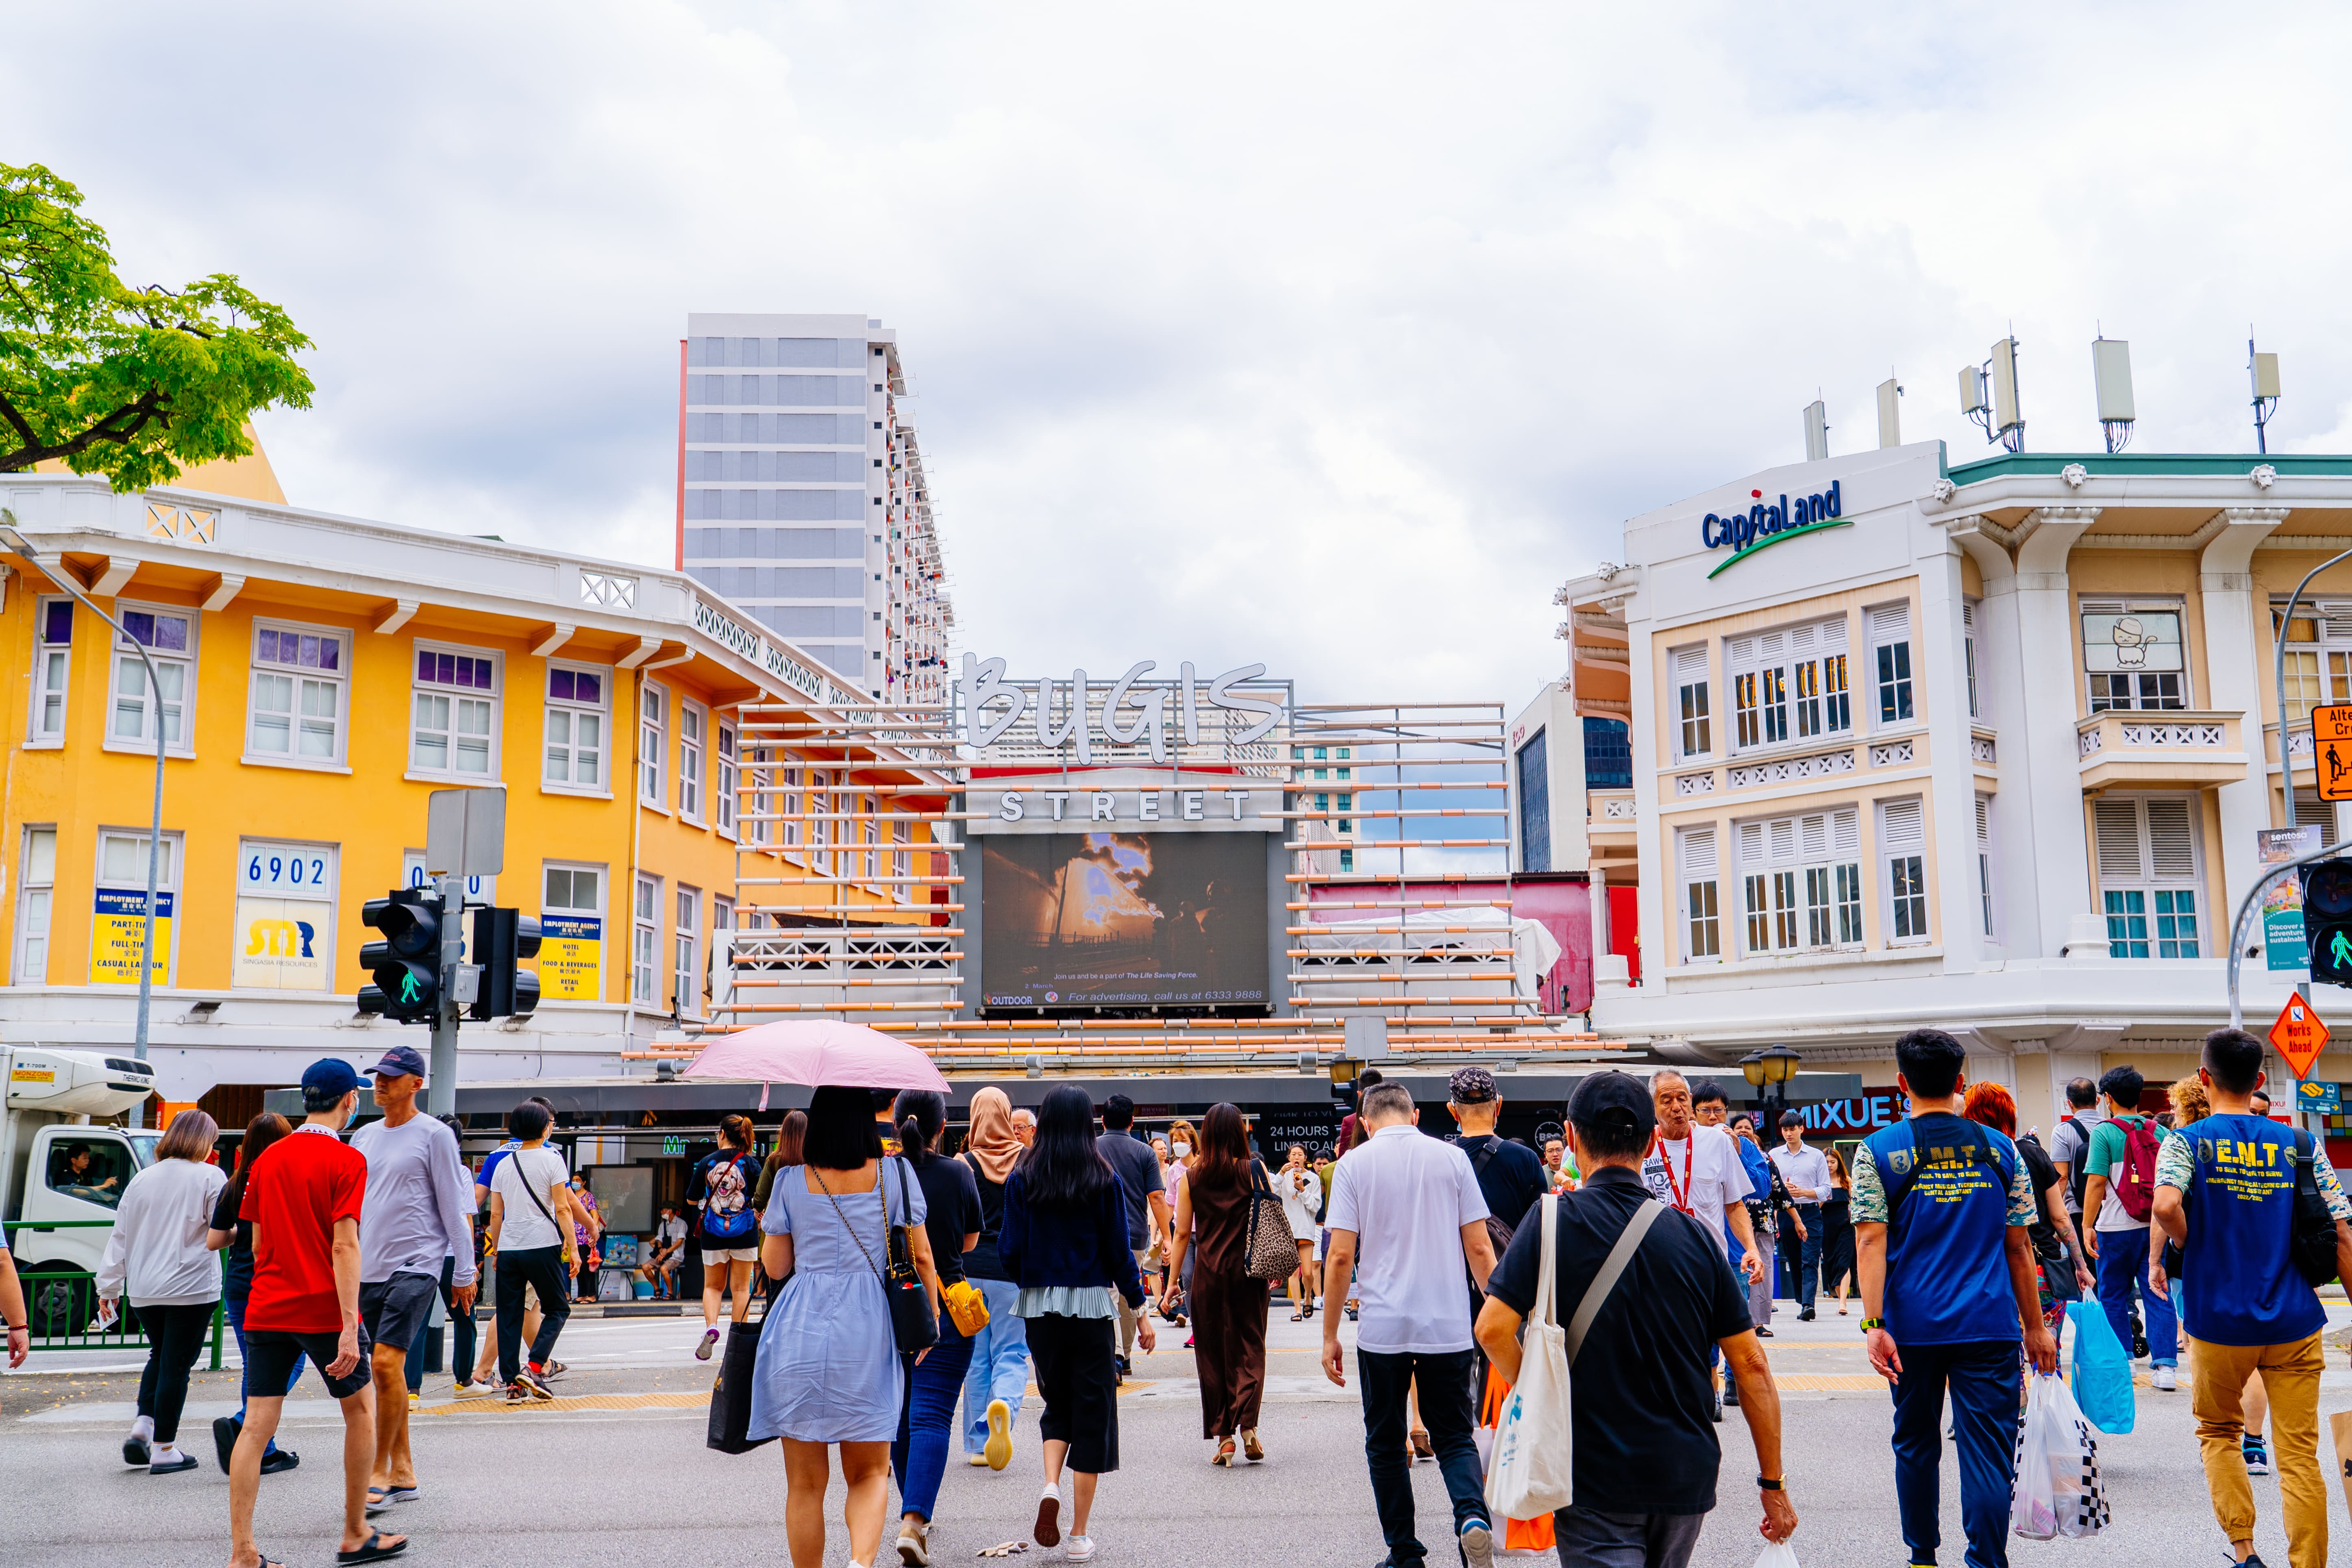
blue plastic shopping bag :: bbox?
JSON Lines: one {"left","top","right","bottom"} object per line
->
{"left": 2066, "top": 1299, "right": 2134, "bottom": 1435}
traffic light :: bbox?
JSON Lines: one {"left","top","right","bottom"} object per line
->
{"left": 2301, "top": 859, "right": 2352, "bottom": 987}
{"left": 357, "top": 889, "right": 444, "bottom": 1023}
{"left": 470, "top": 907, "right": 542, "bottom": 1020}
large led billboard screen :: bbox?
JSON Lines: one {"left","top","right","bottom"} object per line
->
{"left": 980, "top": 832, "right": 1268, "bottom": 1009}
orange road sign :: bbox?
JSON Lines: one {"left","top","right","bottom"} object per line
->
{"left": 2317, "top": 705, "right": 2352, "bottom": 801}
{"left": 2271, "top": 994, "right": 2332, "bottom": 1081}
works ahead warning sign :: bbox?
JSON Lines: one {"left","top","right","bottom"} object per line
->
{"left": 2270, "top": 994, "right": 2332, "bottom": 1081}
{"left": 2314, "top": 704, "right": 2352, "bottom": 802}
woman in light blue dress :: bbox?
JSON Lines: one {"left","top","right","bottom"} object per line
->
{"left": 755, "top": 1086, "right": 943, "bottom": 1568}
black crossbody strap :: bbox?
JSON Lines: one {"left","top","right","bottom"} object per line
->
{"left": 1565, "top": 1198, "right": 1662, "bottom": 1363}
{"left": 509, "top": 1150, "right": 561, "bottom": 1232}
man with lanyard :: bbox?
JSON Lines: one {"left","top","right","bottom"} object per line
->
{"left": 2153, "top": 1028, "right": 2352, "bottom": 1568}
{"left": 1641, "top": 1070, "right": 1762, "bottom": 1421}
{"left": 1854, "top": 1029, "right": 2055, "bottom": 1568}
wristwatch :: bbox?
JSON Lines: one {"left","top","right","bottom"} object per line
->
{"left": 1860, "top": 1316, "right": 1886, "bottom": 1332}
{"left": 1757, "top": 1476, "right": 1784, "bottom": 1492}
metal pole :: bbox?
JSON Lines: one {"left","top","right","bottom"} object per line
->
{"left": 0, "top": 518, "right": 169, "bottom": 1125}
{"left": 2272, "top": 546, "right": 2352, "bottom": 830}
{"left": 430, "top": 871, "right": 466, "bottom": 1118}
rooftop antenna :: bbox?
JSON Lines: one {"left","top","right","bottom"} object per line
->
{"left": 1802, "top": 396, "right": 1829, "bottom": 462}
{"left": 1960, "top": 334, "right": 2025, "bottom": 453}
{"left": 2250, "top": 331, "right": 2281, "bottom": 454}
{"left": 1876, "top": 374, "right": 1903, "bottom": 448}
{"left": 2091, "top": 333, "right": 2134, "bottom": 454}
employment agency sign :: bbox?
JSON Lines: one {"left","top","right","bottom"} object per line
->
{"left": 1701, "top": 480, "right": 1848, "bottom": 578}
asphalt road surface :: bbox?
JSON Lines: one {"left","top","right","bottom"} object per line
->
{"left": 7, "top": 1303, "right": 2352, "bottom": 1568}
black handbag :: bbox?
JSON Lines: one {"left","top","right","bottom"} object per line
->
{"left": 818, "top": 1159, "right": 938, "bottom": 1355}
{"left": 705, "top": 1316, "right": 774, "bottom": 1454}
{"left": 2289, "top": 1129, "right": 2343, "bottom": 1287}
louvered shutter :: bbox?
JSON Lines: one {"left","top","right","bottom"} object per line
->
{"left": 1880, "top": 797, "right": 1925, "bottom": 850}
{"left": 1799, "top": 813, "right": 1829, "bottom": 860}
{"left": 2093, "top": 799, "right": 2145, "bottom": 880}
{"left": 1673, "top": 646, "right": 1708, "bottom": 683}
{"left": 1680, "top": 826, "right": 1718, "bottom": 879}
{"left": 1738, "top": 821, "right": 1766, "bottom": 869}
{"left": 2144, "top": 799, "right": 2197, "bottom": 879}
{"left": 1832, "top": 806, "right": 1860, "bottom": 855}
{"left": 1869, "top": 604, "right": 1911, "bottom": 642}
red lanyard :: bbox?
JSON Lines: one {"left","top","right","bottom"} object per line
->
{"left": 1653, "top": 1133, "right": 1695, "bottom": 1215}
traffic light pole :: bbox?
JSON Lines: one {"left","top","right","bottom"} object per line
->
{"left": 429, "top": 871, "right": 466, "bottom": 1118}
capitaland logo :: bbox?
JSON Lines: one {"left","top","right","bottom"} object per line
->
{"left": 1700, "top": 479, "right": 1848, "bottom": 578}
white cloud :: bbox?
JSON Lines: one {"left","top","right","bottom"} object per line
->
{"left": 8, "top": 1, "right": 2350, "bottom": 706}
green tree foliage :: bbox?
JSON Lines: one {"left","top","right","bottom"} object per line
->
{"left": 0, "top": 162, "right": 313, "bottom": 491}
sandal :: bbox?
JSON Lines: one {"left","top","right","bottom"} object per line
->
{"left": 1211, "top": 1438, "right": 1236, "bottom": 1467}
{"left": 336, "top": 1530, "right": 409, "bottom": 1565}
{"left": 1240, "top": 1429, "right": 1264, "bottom": 1462}
{"left": 1288, "top": 1309, "right": 1304, "bottom": 1322}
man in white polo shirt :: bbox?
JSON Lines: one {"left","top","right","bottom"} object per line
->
{"left": 1321, "top": 1081, "right": 1499, "bottom": 1568}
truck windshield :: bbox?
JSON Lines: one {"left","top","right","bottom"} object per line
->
{"left": 128, "top": 1133, "right": 161, "bottom": 1169}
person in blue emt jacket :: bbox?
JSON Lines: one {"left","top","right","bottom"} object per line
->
{"left": 2152, "top": 1027, "right": 2352, "bottom": 1568}
{"left": 1853, "top": 1029, "right": 2056, "bottom": 1568}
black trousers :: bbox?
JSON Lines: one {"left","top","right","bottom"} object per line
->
{"left": 1359, "top": 1347, "right": 1485, "bottom": 1566}
{"left": 495, "top": 1246, "right": 572, "bottom": 1383}
{"left": 131, "top": 1301, "right": 216, "bottom": 1446}
{"left": 1025, "top": 1312, "right": 1120, "bottom": 1474}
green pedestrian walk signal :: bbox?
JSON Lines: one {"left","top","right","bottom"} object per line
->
{"left": 357, "top": 889, "right": 444, "bottom": 1024}
{"left": 2300, "top": 859, "right": 2352, "bottom": 989}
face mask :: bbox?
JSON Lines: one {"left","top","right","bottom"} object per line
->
{"left": 1173, "top": 1142, "right": 1191, "bottom": 1159}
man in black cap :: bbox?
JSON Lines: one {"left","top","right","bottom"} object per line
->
{"left": 1477, "top": 1070, "right": 1797, "bottom": 1568}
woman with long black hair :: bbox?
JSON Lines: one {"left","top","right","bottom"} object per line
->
{"left": 1163, "top": 1103, "right": 1272, "bottom": 1466}
{"left": 1001, "top": 1085, "right": 1152, "bottom": 1562}
{"left": 206, "top": 1112, "right": 302, "bottom": 1473}
{"left": 756, "top": 1085, "right": 944, "bottom": 1568}
{"left": 691, "top": 1113, "right": 766, "bottom": 1361}
{"left": 888, "top": 1089, "right": 981, "bottom": 1566}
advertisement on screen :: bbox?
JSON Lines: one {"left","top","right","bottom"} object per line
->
{"left": 981, "top": 832, "right": 1267, "bottom": 1008}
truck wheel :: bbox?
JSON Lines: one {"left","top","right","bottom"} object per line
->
{"left": 28, "top": 1268, "right": 91, "bottom": 1339}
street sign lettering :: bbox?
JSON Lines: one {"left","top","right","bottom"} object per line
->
{"left": 2270, "top": 995, "right": 2332, "bottom": 1081}
{"left": 2315, "top": 703, "right": 2352, "bottom": 801}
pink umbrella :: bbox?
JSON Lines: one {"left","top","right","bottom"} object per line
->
{"left": 681, "top": 1019, "right": 951, "bottom": 1097}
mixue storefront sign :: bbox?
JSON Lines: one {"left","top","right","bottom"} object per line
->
{"left": 1791, "top": 1091, "right": 1908, "bottom": 1133}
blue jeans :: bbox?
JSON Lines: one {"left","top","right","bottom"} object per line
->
{"left": 1359, "top": 1347, "right": 1484, "bottom": 1566}
{"left": 1778, "top": 1202, "right": 1823, "bottom": 1310}
{"left": 961, "top": 1278, "right": 1030, "bottom": 1453}
{"left": 226, "top": 1293, "right": 302, "bottom": 1455}
{"left": 894, "top": 1317, "right": 976, "bottom": 1521}
{"left": 2094, "top": 1226, "right": 2176, "bottom": 1367}
{"left": 1889, "top": 1338, "right": 2021, "bottom": 1568}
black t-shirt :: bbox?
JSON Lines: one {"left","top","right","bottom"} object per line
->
{"left": 1486, "top": 1166, "right": 1753, "bottom": 1515}
{"left": 962, "top": 1155, "right": 1012, "bottom": 1282}
{"left": 904, "top": 1152, "right": 983, "bottom": 1286}
{"left": 210, "top": 1179, "right": 255, "bottom": 1302}
{"left": 2015, "top": 1133, "right": 2064, "bottom": 1258}
{"left": 1452, "top": 1133, "right": 1547, "bottom": 1236}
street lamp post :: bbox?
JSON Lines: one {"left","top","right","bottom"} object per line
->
{"left": 0, "top": 515, "right": 169, "bottom": 1125}
{"left": 1739, "top": 1044, "right": 1804, "bottom": 1131}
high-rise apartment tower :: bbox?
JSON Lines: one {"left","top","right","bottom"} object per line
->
{"left": 677, "top": 313, "right": 953, "bottom": 703}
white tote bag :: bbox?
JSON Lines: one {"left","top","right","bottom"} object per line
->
{"left": 1485, "top": 1194, "right": 1663, "bottom": 1522}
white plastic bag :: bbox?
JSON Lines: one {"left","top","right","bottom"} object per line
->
{"left": 2013, "top": 1373, "right": 2109, "bottom": 1540}
{"left": 1484, "top": 1194, "right": 1574, "bottom": 1520}
{"left": 1754, "top": 1542, "right": 1801, "bottom": 1568}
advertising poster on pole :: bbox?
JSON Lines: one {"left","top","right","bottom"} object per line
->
{"left": 2260, "top": 826, "right": 2324, "bottom": 973}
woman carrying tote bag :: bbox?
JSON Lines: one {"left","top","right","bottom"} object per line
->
{"left": 1164, "top": 1103, "right": 1274, "bottom": 1467}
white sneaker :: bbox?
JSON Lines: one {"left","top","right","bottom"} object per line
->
{"left": 2153, "top": 1366, "right": 2177, "bottom": 1391}
{"left": 1064, "top": 1536, "right": 1095, "bottom": 1562}
{"left": 896, "top": 1519, "right": 929, "bottom": 1566}
{"left": 1458, "top": 1520, "right": 1495, "bottom": 1568}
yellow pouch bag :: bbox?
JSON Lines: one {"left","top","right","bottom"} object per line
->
{"left": 943, "top": 1279, "right": 991, "bottom": 1338}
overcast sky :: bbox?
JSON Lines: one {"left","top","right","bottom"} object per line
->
{"left": 7, "top": 4, "right": 2346, "bottom": 706}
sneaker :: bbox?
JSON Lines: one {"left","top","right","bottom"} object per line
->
{"left": 1723, "top": 1380, "right": 1740, "bottom": 1407}
{"left": 212, "top": 1415, "right": 241, "bottom": 1475}
{"left": 696, "top": 1328, "right": 720, "bottom": 1361}
{"left": 1799, "top": 1308, "right": 1816, "bottom": 1322}
{"left": 2152, "top": 1366, "right": 2177, "bottom": 1392}
{"left": 968, "top": 1453, "right": 991, "bottom": 1467}
{"left": 1065, "top": 1536, "right": 1095, "bottom": 1563}
{"left": 454, "top": 1379, "right": 495, "bottom": 1398}
{"left": 517, "top": 1368, "right": 556, "bottom": 1401}
{"left": 1033, "top": 1484, "right": 1062, "bottom": 1548}
{"left": 2245, "top": 1437, "right": 2271, "bottom": 1475}
{"left": 1458, "top": 1518, "right": 1495, "bottom": 1568}
{"left": 983, "top": 1398, "right": 1014, "bottom": 1471}
{"left": 896, "top": 1518, "right": 930, "bottom": 1566}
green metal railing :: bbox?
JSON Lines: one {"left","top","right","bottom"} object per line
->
{"left": 4, "top": 1219, "right": 226, "bottom": 1369}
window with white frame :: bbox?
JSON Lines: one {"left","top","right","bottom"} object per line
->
{"left": 410, "top": 646, "right": 499, "bottom": 777}
{"left": 1879, "top": 796, "right": 1929, "bottom": 943}
{"left": 1867, "top": 603, "right": 1915, "bottom": 727}
{"left": 1727, "top": 617, "right": 1850, "bottom": 754}
{"left": 1975, "top": 794, "right": 1997, "bottom": 939}
{"left": 860, "top": 796, "right": 879, "bottom": 882}
{"left": 777, "top": 763, "right": 801, "bottom": 850}
{"left": 29, "top": 598, "right": 72, "bottom": 743}
{"left": 1678, "top": 824, "right": 1722, "bottom": 961}
{"left": 94, "top": 828, "right": 183, "bottom": 985}
{"left": 679, "top": 703, "right": 706, "bottom": 821}
{"left": 2093, "top": 795, "right": 2202, "bottom": 958}
{"left": 893, "top": 820, "right": 912, "bottom": 901}
{"left": 633, "top": 873, "right": 661, "bottom": 1003}
{"left": 716, "top": 722, "right": 738, "bottom": 837}
{"left": 248, "top": 623, "right": 349, "bottom": 764}
{"left": 14, "top": 826, "right": 55, "bottom": 983}
{"left": 811, "top": 770, "right": 833, "bottom": 874}
{"left": 1672, "top": 645, "right": 1711, "bottom": 759}
{"left": 2274, "top": 603, "right": 2352, "bottom": 728}
{"left": 544, "top": 663, "right": 608, "bottom": 791}
{"left": 1738, "top": 806, "right": 1862, "bottom": 955}
{"left": 1963, "top": 600, "right": 1981, "bottom": 720}
{"left": 674, "top": 886, "right": 701, "bottom": 1013}
{"left": 639, "top": 684, "right": 667, "bottom": 806}
{"left": 2081, "top": 599, "right": 2188, "bottom": 712}
{"left": 111, "top": 604, "right": 195, "bottom": 753}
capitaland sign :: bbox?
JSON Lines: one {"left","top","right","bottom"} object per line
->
{"left": 1700, "top": 479, "right": 1848, "bottom": 578}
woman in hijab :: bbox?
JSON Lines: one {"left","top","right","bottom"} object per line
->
{"left": 958, "top": 1087, "right": 1030, "bottom": 1471}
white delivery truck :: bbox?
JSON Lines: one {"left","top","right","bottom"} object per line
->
{"left": 0, "top": 1045, "right": 160, "bottom": 1333}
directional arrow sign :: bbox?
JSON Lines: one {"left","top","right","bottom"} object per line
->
{"left": 2270, "top": 994, "right": 2332, "bottom": 1081}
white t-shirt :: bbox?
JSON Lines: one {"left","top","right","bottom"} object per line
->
{"left": 1640, "top": 1124, "right": 1745, "bottom": 1245}
{"left": 491, "top": 1146, "right": 572, "bottom": 1252}
{"left": 1325, "top": 1125, "right": 1490, "bottom": 1355}
{"left": 655, "top": 1215, "right": 688, "bottom": 1251}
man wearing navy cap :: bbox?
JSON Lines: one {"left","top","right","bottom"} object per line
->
{"left": 350, "top": 1044, "right": 477, "bottom": 1520}
{"left": 229, "top": 1058, "right": 406, "bottom": 1568}
{"left": 1477, "top": 1071, "right": 1795, "bottom": 1568}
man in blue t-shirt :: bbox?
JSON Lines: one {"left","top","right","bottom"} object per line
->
{"left": 2154, "top": 1027, "right": 2352, "bottom": 1568}
{"left": 1854, "top": 1029, "right": 2054, "bottom": 1568}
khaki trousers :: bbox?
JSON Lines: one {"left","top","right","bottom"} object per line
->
{"left": 1115, "top": 1248, "right": 1149, "bottom": 1359}
{"left": 2189, "top": 1330, "right": 2327, "bottom": 1568}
